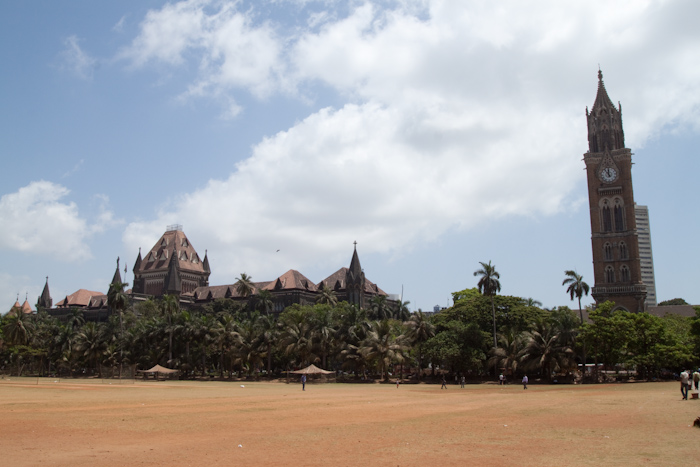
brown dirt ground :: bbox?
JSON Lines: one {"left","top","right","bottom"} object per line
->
{"left": 1, "top": 378, "right": 699, "bottom": 466}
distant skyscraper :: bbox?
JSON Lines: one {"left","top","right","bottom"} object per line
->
{"left": 634, "top": 204, "right": 657, "bottom": 308}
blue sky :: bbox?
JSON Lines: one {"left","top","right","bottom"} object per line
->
{"left": 1, "top": 0, "right": 699, "bottom": 312}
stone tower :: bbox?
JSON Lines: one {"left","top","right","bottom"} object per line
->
{"left": 583, "top": 70, "right": 646, "bottom": 312}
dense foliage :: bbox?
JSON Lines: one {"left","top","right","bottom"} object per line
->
{"left": 2, "top": 292, "right": 699, "bottom": 382}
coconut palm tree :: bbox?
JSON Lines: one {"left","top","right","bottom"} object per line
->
{"left": 360, "top": 320, "right": 407, "bottom": 380}
{"left": 3, "top": 309, "right": 34, "bottom": 346}
{"left": 562, "top": 270, "right": 590, "bottom": 324}
{"left": 213, "top": 314, "right": 241, "bottom": 378}
{"left": 474, "top": 260, "right": 501, "bottom": 349}
{"left": 395, "top": 300, "right": 411, "bottom": 322}
{"left": 369, "top": 295, "right": 390, "bottom": 321}
{"left": 256, "top": 313, "right": 280, "bottom": 375}
{"left": 255, "top": 289, "right": 274, "bottom": 314}
{"left": 404, "top": 310, "right": 434, "bottom": 378}
{"left": 236, "top": 273, "right": 255, "bottom": 298}
{"left": 519, "top": 320, "right": 575, "bottom": 381}
{"left": 108, "top": 281, "right": 129, "bottom": 377}
{"left": 161, "top": 294, "right": 180, "bottom": 363}
{"left": 316, "top": 285, "right": 338, "bottom": 306}
{"left": 487, "top": 328, "right": 526, "bottom": 376}
{"left": 74, "top": 322, "right": 107, "bottom": 377}
{"left": 311, "top": 307, "right": 336, "bottom": 369}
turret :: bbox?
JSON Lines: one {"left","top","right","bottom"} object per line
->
{"left": 37, "top": 276, "right": 52, "bottom": 309}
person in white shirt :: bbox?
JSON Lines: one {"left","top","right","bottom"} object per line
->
{"left": 680, "top": 370, "right": 689, "bottom": 400}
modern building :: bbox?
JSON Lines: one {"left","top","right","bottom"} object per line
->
{"left": 634, "top": 204, "right": 657, "bottom": 308}
{"left": 583, "top": 70, "right": 647, "bottom": 312}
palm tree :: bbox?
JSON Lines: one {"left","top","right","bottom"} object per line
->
{"left": 404, "top": 310, "right": 434, "bottom": 378}
{"left": 256, "top": 313, "right": 280, "bottom": 375}
{"left": 161, "top": 294, "right": 180, "bottom": 363}
{"left": 369, "top": 295, "right": 390, "bottom": 321}
{"left": 474, "top": 260, "right": 501, "bottom": 349}
{"left": 395, "top": 300, "right": 411, "bottom": 322}
{"left": 562, "top": 270, "right": 590, "bottom": 324}
{"left": 524, "top": 298, "right": 542, "bottom": 308}
{"left": 519, "top": 320, "right": 575, "bottom": 381}
{"left": 487, "top": 328, "right": 525, "bottom": 376}
{"left": 74, "top": 322, "right": 106, "bottom": 377}
{"left": 3, "top": 309, "right": 34, "bottom": 345}
{"left": 316, "top": 285, "right": 338, "bottom": 306}
{"left": 213, "top": 314, "right": 241, "bottom": 378}
{"left": 236, "top": 273, "right": 255, "bottom": 298}
{"left": 311, "top": 307, "right": 336, "bottom": 369}
{"left": 360, "top": 320, "right": 407, "bottom": 380}
{"left": 108, "top": 281, "right": 129, "bottom": 377}
{"left": 256, "top": 289, "right": 274, "bottom": 314}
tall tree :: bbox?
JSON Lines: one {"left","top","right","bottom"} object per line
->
{"left": 107, "top": 281, "right": 129, "bottom": 377}
{"left": 474, "top": 260, "right": 501, "bottom": 349}
{"left": 236, "top": 273, "right": 255, "bottom": 298}
{"left": 316, "top": 285, "right": 338, "bottom": 306}
{"left": 360, "top": 320, "right": 407, "bottom": 380}
{"left": 562, "top": 270, "right": 590, "bottom": 324}
{"left": 255, "top": 289, "right": 274, "bottom": 314}
{"left": 404, "top": 310, "right": 434, "bottom": 378}
{"left": 161, "top": 294, "right": 180, "bottom": 363}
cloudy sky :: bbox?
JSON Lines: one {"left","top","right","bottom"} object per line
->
{"left": 2, "top": 0, "right": 699, "bottom": 312}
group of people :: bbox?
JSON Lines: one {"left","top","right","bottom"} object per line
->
{"left": 498, "top": 373, "right": 529, "bottom": 389}
{"left": 679, "top": 368, "right": 700, "bottom": 400}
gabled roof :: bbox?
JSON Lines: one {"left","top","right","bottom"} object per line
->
{"left": 192, "top": 281, "right": 273, "bottom": 300}
{"left": 261, "top": 270, "right": 318, "bottom": 292}
{"left": 56, "top": 289, "right": 105, "bottom": 308}
{"left": 318, "top": 267, "right": 387, "bottom": 296}
{"left": 135, "top": 229, "right": 207, "bottom": 275}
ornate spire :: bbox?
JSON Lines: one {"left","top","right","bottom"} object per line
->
{"left": 38, "top": 276, "right": 52, "bottom": 309}
{"left": 164, "top": 247, "right": 182, "bottom": 295}
{"left": 587, "top": 69, "right": 625, "bottom": 153}
{"left": 111, "top": 257, "right": 123, "bottom": 287}
{"left": 203, "top": 249, "right": 210, "bottom": 274}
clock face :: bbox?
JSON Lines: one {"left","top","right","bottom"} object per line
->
{"left": 600, "top": 167, "right": 618, "bottom": 182}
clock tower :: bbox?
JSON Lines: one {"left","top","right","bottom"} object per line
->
{"left": 584, "top": 70, "right": 647, "bottom": 312}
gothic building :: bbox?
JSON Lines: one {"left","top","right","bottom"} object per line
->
{"left": 584, "top": 70, "right": 647, "bottom": 312}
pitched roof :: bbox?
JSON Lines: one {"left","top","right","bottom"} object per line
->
{"left": 192, "top": 281, "right": 273, "bottom": 301}
{"left": 261, "top": 270, "right": 318, "bottom": 292}
{"left": 56, "top": 289, "right": 105, "bottom": 308}
{"left": 135, "top": 229, "right": 206, "bottom": 275}
{"left": 20, "top": 299, "right": 32, "bottom": 314}
{"left": 591, "top": 69, "right": 617, "bottom": 114}
{"left": 318, "top": 267, "right": 387, "bottom": 296}
{"left": 647, "top": 305, "right": 697, "bottom": 318}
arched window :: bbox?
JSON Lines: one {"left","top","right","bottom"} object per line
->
{"left": 605, "top": 266, "right": 615, "bottom": 283}
{"left": 604, "top": 243, "right": 613, "bottom": 261}
{"left": 619, "top": 242, "right": 628, "bottom": 260}
{"left": 620, "top": 265, "right": 630, "bottom": 283}
{"left": 601, "top": 199, "right": 612, "bottom": 232}
{"left": 614, "top": 198, "right": 625, "bottom": 231}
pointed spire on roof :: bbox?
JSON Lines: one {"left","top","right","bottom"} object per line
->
{"left": 203, "top": 249, "right": 210, "bottom": 274}
{"left": 133, "top": 248, "right": 142, "bottom": 272}
{"left": 348, "top": 241, "right": 362, "bottom": 279}
{"left": 111, "top": 257, "right": 123, "bottom": 287}
{"left": 164, "top": 247, "right": 182, "bottom": 295}
{"left": 38, "top": 276, "right": 53, "bottom": 309}
{"left": 586, "top": 69, "right": 625, "bottom": 153}
{"left": 21, "top": 293, "right": 32, "bottom": 314}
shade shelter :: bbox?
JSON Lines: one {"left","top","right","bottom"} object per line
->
{"left": 138, "top": 364, "right": 179, "bottom": 381}
{"left": 288, "top": 364, "right": 334, "bottom": 384}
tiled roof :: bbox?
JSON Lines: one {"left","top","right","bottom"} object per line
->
{"left": 135, "top": 230, "right": 206, "bottom": 275}
{"left": 261, "top": 270, "right": 318, "bottom": 292}
{"left": 317, "top": 267, "right": 386, "bottom": 295}
{"left": 20, "top": 300, "right": 32, "bottom": 314}
{"left": 56, "top": 289, "right": 105, "bottom": 308}
{"left": 192, "top": 281, "right": 273, "bottom": 301}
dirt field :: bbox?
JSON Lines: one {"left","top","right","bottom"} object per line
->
{"left": 1, "top": 378, "right": 699, "bottom": 466}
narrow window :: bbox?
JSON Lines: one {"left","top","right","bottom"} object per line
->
{"left": 602, "top": 201, "right": 612, "bottom": 232}
{"left": 614, "top": 199, "right": 624, "bottom": 231}
{"left": 604, "top": 243, "right": 613, "bottom": 261}
{"left": 619, "top": 242, "right": 628, "bottom": 260}
{"left": 605, "top": 266, "right": 615, "bottom": 283}
{"left": 620, "top": 265, "right": 630, "bottom": 282}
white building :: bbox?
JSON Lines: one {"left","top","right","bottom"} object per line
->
{"left": 634, "top": 204, "right": 657, "bottom": 308}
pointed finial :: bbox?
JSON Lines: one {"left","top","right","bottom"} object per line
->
{"left": 598, "top": 68, "right": 603, "bottom": 82}
{"left": 117, "top": 257, "right": 120, "bottom": 268}
{"left": 353, "top": 241, "right": 357, "bottom": 250}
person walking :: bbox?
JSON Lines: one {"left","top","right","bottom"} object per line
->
{"left": 693, "top": 369, "right": 700, "bottom": 391}
{"left": 441, "top": 376, "right": 447, "bottom": 389}
{"left": 680, "top": 369, "right": 689, "bottom": 400}
{"left": 522, "top": 375, "right": 528, "bottom": 390}
{"left": 460, "top": 376, "right": 465, "bottom": 388}
{"left": 301, "top": 374, "right": 307, "bottom": 391}
{"left": 499, "top": 373, "right": 504, "bottom": 385}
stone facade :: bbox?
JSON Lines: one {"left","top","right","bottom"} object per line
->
{"left": 584, "top": 71, "right": 647, "bottom": 312}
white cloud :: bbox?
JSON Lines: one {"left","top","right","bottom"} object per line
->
{"left": 0, "top": 181, "right": 116, "bottom": 261}
{"left": 123, "top": 0, "right": 700, "bottom": 281}
{"left": 59, "top": 35, "right": 97, "bottom": 79}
